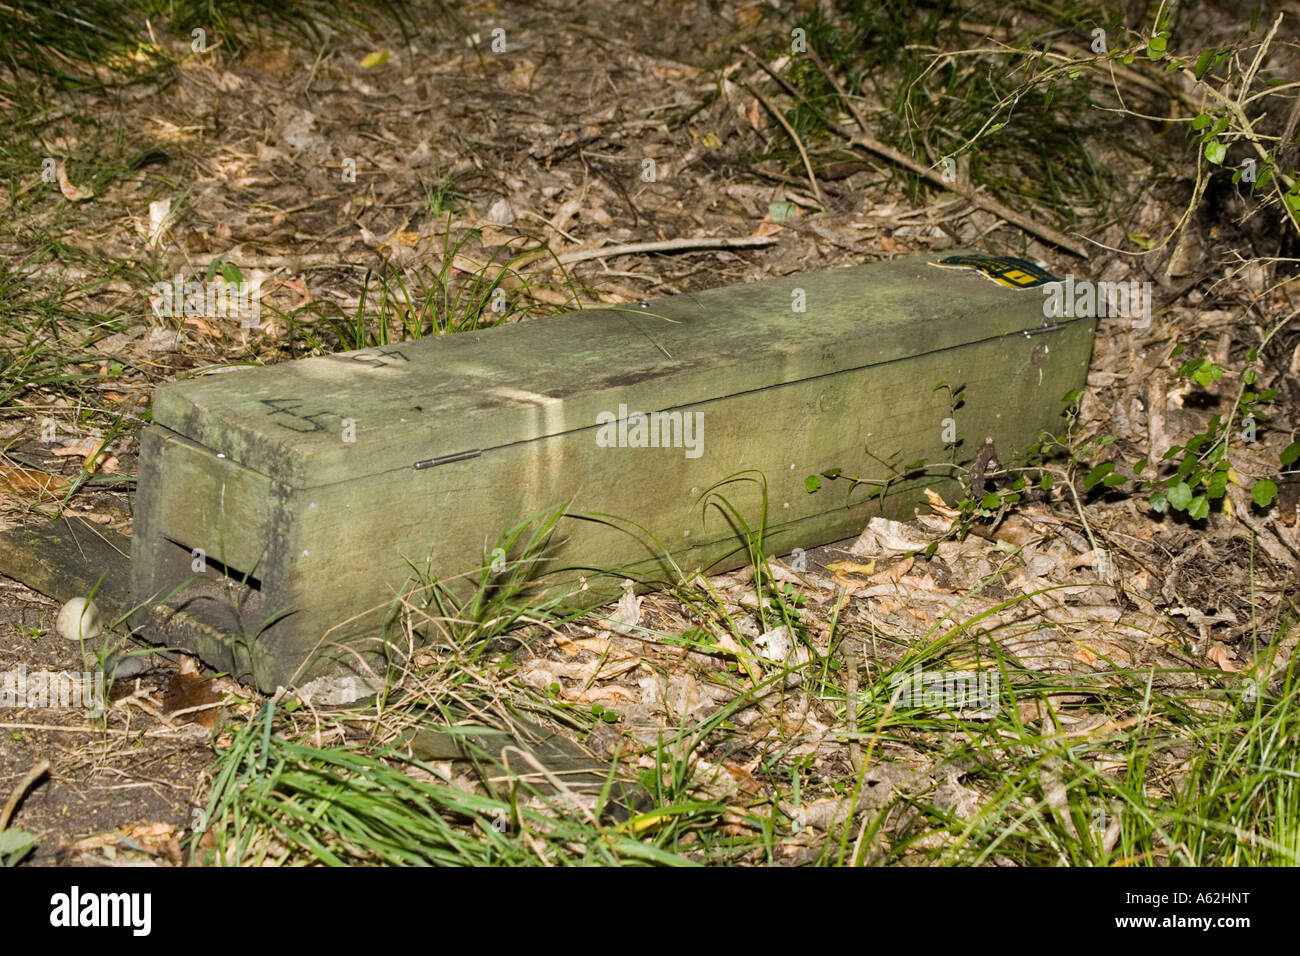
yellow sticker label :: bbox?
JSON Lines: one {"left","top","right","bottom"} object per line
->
{"left": 929, "top": 254, "right": 1060, "bottom": 289}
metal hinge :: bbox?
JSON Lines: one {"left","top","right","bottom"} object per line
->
{"left": 413, "top": 449, "right": 482, "bottom": 470}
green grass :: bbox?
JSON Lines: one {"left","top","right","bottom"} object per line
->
{"left": 0, "top": 0, "right": 413, "bottom": 95}
{"left": 768, "top": 0, "right": 1125, "bottom": 228}
{"left": 189, "top": 488, "right": 1300, "bottom": 866}
{"left": 196, "top": 701, "right": 695, "bottom": 866}
{"left": 0, "top": 1, "right": 167, "bottom": 94}
{"left": 395, "top": 506, "right": 574, "bottom": 656}
{"left": 276, "top": 220, "right": 592, "bottom": 353}
{"left": 280, "top": 233, "right": 544, "bottom": 352}
{"left": 202, "top": 561, "right": 1300, "bottom": 867}
{"left": 821, "top": 641, "right": 1299, "bottom": 866}
{"left": 0, "top": 260, "right": 128, "bottom": 407}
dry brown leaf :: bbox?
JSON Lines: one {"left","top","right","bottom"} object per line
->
{"left": 148, "top": 198, "right": 172, "bottom": 247}
{"left": 377, "top": 230, "right": 421, "bottom": 254}
{"left": 0, "top": 465, "right": 69, "bottom": 493}
{"left": 856, "top": 516, "right": 931, "bottom": 553}
{"left": 563, "top": 685, "right": 638, "bottom": 704}
{"left": 871, "top": 556, "right": 915, "bottom": 584}
{"left": 1207, "top": 644, "right": 1240, "bottom": 672}
{"left": 66, "top": 822, "right": 180, "bottom": 854}
{"left": 914, "top": 511, "right": 955, "bottom": 534}
{"left": 51, "top": 438, "right": 113, "bottom": 470}
{"left": 184, "top": 315, "right": 222, "bottom": 338}
{"left": 163, "top": 659, "right": 223, "bottom": 728}
{"left": 572, "top": 636, "right": 620, "bottom": 656}
{"left": 281, "top": 276, "right": 312, "bottom": 306}
{"left": 584, "top": 203, "right": 613, "bottom": 228}
{"left": 872, "top": 595, "right": 904, "bottom": 614}
{"left": 548, "top": 195, "right": 584, "bottom": 236}
{"left": 552, "top": 634, "right": 584, "bottom": 657}
{"left": 722, "top": 760, "right": 764, "bottom": 794}
{"left": 906, "top": 572, "right": 948, "bottom": 592}
{"left": 509, "top": 58, "right": 537, "bottom": 91}
{"left": 51, "top": 441, "right": 98, "bottom": 459}
{"left": 242, "top": 45, "right": 294, "bottom": 75}
{"left": 606, "top": 583, "right": 642, "bottom": 636}
{"left": 528, "top": 287, "right": 571, "bottom": 305}
{"left": 832, "top": 574, "right": 867, "bottom": 595}
{"left": 923, "top": 487, "right": 958, "bottom": 516}
{"left": 825, "top": 560, "right": 876, "bottom": 577}
{"left": 56, "top": 162, "right": 93, "bottom": 201}
{"left": 715, "top": 632, "right": 744, "bottom": 656}
{"left": 1065, "top": 548, "right": 1104, "bottom": 570}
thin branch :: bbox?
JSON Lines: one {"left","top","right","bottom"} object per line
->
{"left": 742, "top": 81, "right": 826, "bottom": 208}
{"left": 0, "top": 759, "right": 50, "bottom": 836}
{"left": 751, "top": 45, "right": 1089, "bottom": 256}
{"left": 550, "top": 234, "right": 779, "bottom": 266}
{"left": 845, "top": 131, "right": 1090, "bottom": 256}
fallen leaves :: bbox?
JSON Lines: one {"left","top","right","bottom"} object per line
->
{"left": 55, "top": 162, "right": 93, "bottom": 202}
{"left": 183, "top": 315, "right": 223, "bottom": 338}
{"left": 0, "top": 464, "right": 69, "bottom": 495}
{"left": 147, "top": 197, "right": 172, "bottom": 248}
{"left": 59, "top": 823, "right": 183, "bottom": 866}
{"left": 1206, "top": 644, "right": 1240, "bottom": 671}
{"left": 50, "top": 439, "right": 117, "bottom": 472}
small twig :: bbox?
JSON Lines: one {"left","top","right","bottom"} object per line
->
{"left": 165, "top": 700, "right": 226, "bottom": 721}
{"left": 550, "top": 235, "right": 779, "bottom": 266}
{"left": 0, "top": 759, "right": 50, "bottom": 836}
{"left": 744, "top": 46, "right": 845, "bottom": 136}
{"left": 1236, "top": 12, "right": 1282, "bottom": 110}
{"left": 749, "top": 44, "right": 1086, "bottom": 256}
{"left": 1279, "top": 88, "right": 1300, "bottom": 150}
{"left": 1228, "top": 485, "right": 1299, "bottom": 563}
{"left": 846, "top": 132, "right": 1089, "bottom": 256}
{"left": 1174, "top": 17, "right": 1299, "bottom": 238}
{"left": 806, "top": 46, "right": 870, "bottom": 136}
{"left": 741, "top": 81, "right": 826, "bottom": 208}
{"left": 0, "top": 721, "right": 180, "bottom": 737}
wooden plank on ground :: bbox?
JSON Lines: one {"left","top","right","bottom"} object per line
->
{"left": 0, "top": 518, "right": 133, "bottom": 617}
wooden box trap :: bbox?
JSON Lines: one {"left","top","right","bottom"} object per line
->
{"left": 130, "top": 252, "right": 1096, "bottom": 690}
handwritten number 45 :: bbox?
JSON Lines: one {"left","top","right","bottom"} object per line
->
{"left": 260, "top": 398, "right": 335, "bottom": 432}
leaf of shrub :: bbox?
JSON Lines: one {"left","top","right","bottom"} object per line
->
{"left": 1084, "top": 462, "right": 1114, "bottom": 490}
{"left": 1166, "top": 481, "right": 1193, "bottom": 510}
{"left": 1251, "top": 479, "right": 1278, "bottom": 507}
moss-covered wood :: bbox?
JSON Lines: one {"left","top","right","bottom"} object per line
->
{"left": 131, "top": 253, "right": 1096, "bottom": 690}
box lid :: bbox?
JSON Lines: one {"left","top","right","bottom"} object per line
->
{"left": 151, "top": 252, "right": 1077, "bottom": 489}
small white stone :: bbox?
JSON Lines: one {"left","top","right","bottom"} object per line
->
{"left": 56, "top": 597, "right": 104, "bottom": 643}
{"left": 754, "top": 625, "right": 793, "bottom": 662}
{"left": 487, "top": 197, "right": 515, "bottom": 226}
